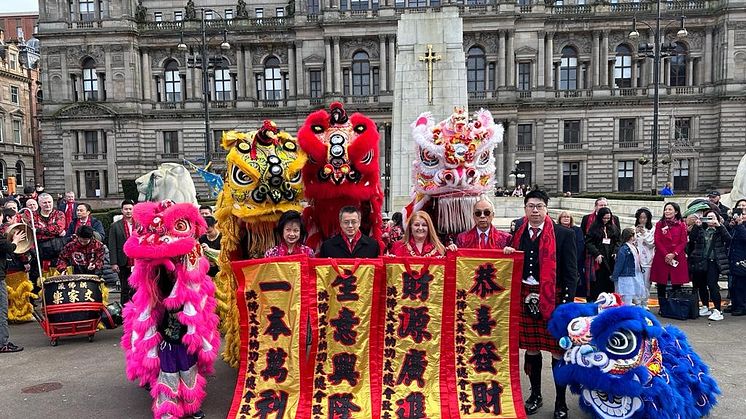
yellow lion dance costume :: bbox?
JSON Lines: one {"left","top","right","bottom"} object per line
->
{"left": 6, "top": 272, "right": 36, "bottom": 322}
{"left": 214, "top": 120, "right": 306, "bottom": 367}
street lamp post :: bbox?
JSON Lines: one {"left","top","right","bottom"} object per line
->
{"left": 629, "top": 5, "right": 687, "bottom": 195}
{"left": 177, "top": 8, "right": 230, "bottom": 163}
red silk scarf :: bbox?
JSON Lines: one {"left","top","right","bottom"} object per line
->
{"left": 511, "top": 215, "right": 557, "bottom": 319}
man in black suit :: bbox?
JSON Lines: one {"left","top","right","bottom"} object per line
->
{"left": 319, "top": 206, "right": 380, "bottom": 258}
{"left": 507, "top": 189, "right": 578, "bottom": 419}
{"left": 108, "top": 200, "right": 135, "bottom": 305}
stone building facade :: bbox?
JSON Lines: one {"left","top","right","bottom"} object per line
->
{"left": 0, "top": 27, "right": 39, "bottom": 192}
{"left": 36, "top": 0, "right": 746, "bottom": 209}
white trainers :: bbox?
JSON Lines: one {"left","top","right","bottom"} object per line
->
{"left": 699, "top": 306, "right": 713, "bottom": 317}
{"left": 708, "top": 309, "right": 724, "bottom": 321}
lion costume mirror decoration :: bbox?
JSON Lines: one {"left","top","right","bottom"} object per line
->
{"left": 548, "top": 293, "right": 720, "bottom": 419}
{"left": 404, "top": 107, "right": 503, "bottom": 235}
{"left": 297, "top": 102, "right": 383, "bottom": 250}
{"left": 213, "top": 120, "right": 306, "bottom": 367}
{"left": 135, "top": 163, "right": 199, "bottom": 205}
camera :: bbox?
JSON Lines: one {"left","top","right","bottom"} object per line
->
{"left": 700, "top": 216, "right": 714, "bottom": 223}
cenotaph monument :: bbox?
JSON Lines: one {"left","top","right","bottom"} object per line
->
{"left": 391, "top": 7, "right": 468, "bottom": 210}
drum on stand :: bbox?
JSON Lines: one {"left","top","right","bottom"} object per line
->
{"left": 42, "top": 275, "right": 104, "bottom": 323}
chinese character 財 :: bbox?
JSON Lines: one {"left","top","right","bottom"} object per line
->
{"left": 401, "top": 271, "right": 433, "bottom": 302}
{"left": 472, "top": 380, "right": 503, "bottom": 414}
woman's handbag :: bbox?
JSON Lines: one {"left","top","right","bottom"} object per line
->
{"left": 659, "top": 287, "right": 698, "bottom": 320}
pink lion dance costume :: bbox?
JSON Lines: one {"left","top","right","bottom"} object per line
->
{"left": 121, "top": 200, "right": 220, "bottom": 418}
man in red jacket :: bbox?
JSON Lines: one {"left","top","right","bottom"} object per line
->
{"left": 456, "top": 196, "right": 512, "bottom": 250}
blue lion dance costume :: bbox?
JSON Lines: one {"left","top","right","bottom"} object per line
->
{"left": 548, "top": 293, "right": 720, "bottom": 419}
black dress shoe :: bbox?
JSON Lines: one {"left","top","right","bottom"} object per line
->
{"left": 524, "top": 393, "right": 543, "bottom": 415}
{"left": 724, "top": 305, "right": 733, "bottom": 313}
{"left": 554, "top": 406, "right": 569, "bottom": 419}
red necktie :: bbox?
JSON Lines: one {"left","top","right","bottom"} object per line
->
{"left": 531, "top": 227, "right": 540, "bottom": 241}
{"left": 481, "top": 232, "right": 488, "bottom": 248}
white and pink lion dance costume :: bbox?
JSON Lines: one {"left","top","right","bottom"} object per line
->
{"left": 404, "top": 107, "right": 503, "bottom": 235}
{"left": 121, "top": 200, "right": 220, "bottom": 418}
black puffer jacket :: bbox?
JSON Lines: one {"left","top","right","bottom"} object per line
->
{"left": 687, "top": 224, "right": 731, "bottom": 275}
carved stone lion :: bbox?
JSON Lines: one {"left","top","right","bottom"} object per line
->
{"left": 135, "top": 163, "right": 198, "bottom": 205}
{"left": 722, "top": 153, "right": 746, "bottom": 209}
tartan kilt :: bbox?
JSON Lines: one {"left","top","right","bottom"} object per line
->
{"left": 519, "top": 283, "right": 563, "bottom": 355}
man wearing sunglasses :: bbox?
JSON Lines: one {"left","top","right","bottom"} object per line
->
{"left": 455, "top": 197, "right": 512, "bottom": 250}
{"left": 510, "top": 189, "right": 578, "bottom": 419}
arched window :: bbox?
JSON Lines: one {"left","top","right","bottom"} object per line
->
{"left": 263, "top": 57, "right": 282, "bottom": 100}
{"left": 82, "top": 57, "right": 98, "bottom": 101}
{"left": 352, "top": 51, "right": 370, "bottom": 96}
{"left": 560, "top": 46, "right": 578, "bottom": 90}
{"left": 466, "top": 46, "right": 486, "bottom": 92}
{"left": 164, "top": 60, "right": 181, "bottom": 102}
{"left": 214, "top": 59, "right": 232, "bottom": 101}
{"left": 614, "top": 44, "right": 632, "bottom": 88}
{"left": 669, "top": 42, "right": 687, "bottom": 87}
{"left": 15, "top": 161, "right": 24, "bottom": 187}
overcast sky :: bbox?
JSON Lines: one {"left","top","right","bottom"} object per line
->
{"left": 2, "top": 0, "right": 39, "bottom": 13}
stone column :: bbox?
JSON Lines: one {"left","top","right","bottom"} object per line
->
{"left": 379, "top": 35, "right": 387, "bottom": 92}
{"left": 631, "top": 59, "right": 637, "bottom": 88}
{"left": 288, "top": 44, "right": 296, "bottom": 97}
{"left": 295, "top": 41, "right": 305, "bottom": 96}
{"left": 236, "top": 47, "right": 245, "bottom": 98}
{"left": 333, "top": 37, "right": 342, "bottom": 93}
{"left": 325, "top": 38, "right": 333, "bottom": 94}
{"left": 142, "top": 50, "right": 151, "bottom": 100}
{"left": 97, "top": 72, "right": 106, "bottom": 100}
{"left": 600, "top": 31, "right": 609, "bottom": 87}
{"left": 246, "top": 46, "right": 256, "bottom": 100}
{"left": 664, "top": 60, "right": 670, "bottom": 86}
{"left": 537, "top": 31, "right": 545, "bottom": 88}
{"left": 591, "top": 32, "right": 600, "bottom": 87}
{"left": 498, "top": 31, "right": 506, "bottom": 87}
{"left": 704, "top": 28, "right": 712, "bottom": 83}
{"left": 104, "top": 50, "right": 112, "bottom": 99}
{"left": 554, "top": 63, "right": 560, "bottom": 90}
{"left": 578, "top": 63, "right": 585, "bottom": 90}
{"left": 545, "top": 32, "right": 553, "bottom": 89}
{"left": 388, "top": 36, "right": 395, "bottom": 90}
{"left": 686, "top": 58, "right": 693, "bottom": 86}
{"left": 506, "top": 31, "right": 515, "bottom": 86}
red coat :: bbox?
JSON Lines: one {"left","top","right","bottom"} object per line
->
{"left": 390, "top": 239, "right": 442, "bottom": 257}
{"left": 650, "top": 219, "right": 689, "bottom": 285}
{"left": 456, "top": 226, "right": 512, "bottom": 250}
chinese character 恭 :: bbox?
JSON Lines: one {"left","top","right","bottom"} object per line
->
{"left": 264, "top": 306, "right": 291, "bottom": 341}
{"left": 468, "top": 342, "right": 501, "bottom": 374}
{"left": 330, "top": 307, "right": 361, "bottom": 346}
{"left": 397, "top": 306, "right": 431, "bottom": 343}
{"left": 469, "top": 263, "right": 504, "bottom": 298}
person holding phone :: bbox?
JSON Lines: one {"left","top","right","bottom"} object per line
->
{"left": 729, "top": 209, "right": 746, "bottom": 316}
{"left": 687, "top": 209, "right": 731, "bottom": 321}
{"left": 650, "top": 202, "right": 690, "bottom": 311}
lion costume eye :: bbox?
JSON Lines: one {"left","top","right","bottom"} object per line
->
{"left": 174, "top": 219, "right": 191, "bottom": 233}
{"left": 606, "top": 330, "right": 637, "bottom": 356}
{"left": 312, "top": 125, "right": 324, "bottom": 134}
{"left": 231, "top": 165, "right": 253, "bottom": 187}
{"left": 477, "top": 151, "right": 491, "bottom": 166}
{"left": 420, "top": 148, "right": 439, "bottom": 167}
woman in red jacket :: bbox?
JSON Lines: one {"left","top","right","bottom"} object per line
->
{"left": 650, "top": 202, "right": 690, "bottom": 306}
{"left": 390, "top": 211, "right": 452, "bottom": 257}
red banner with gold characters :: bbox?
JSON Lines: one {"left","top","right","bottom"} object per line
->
{"left": 308, "top": 258, "right": 385, "bottom": 419}
{"left": 228, "top": 255, "right": 313, "bottom": 419}
{"left": 445, "top": 249, "right": 526, "bottom": 419}
{"left": 229, "top": 251, "right": 524, "bottom": 419}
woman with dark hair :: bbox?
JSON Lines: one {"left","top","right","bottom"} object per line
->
{"left": 199, "top": 216, "right": 222, "bottom": 277}
{"left": 585, "top": 207, "right": 621, "bottom": 301}
{"left": 687, "top": 208, "right": 731, "bottom": 321}
{"left": 382, "top": 211, "right": 404, "bottom": 253}
{"left": 264, "top": 210, "right": 314, "bottom": 257}
{"left": 634, "top": 207, "right": 655, "bottom": 308}
{"left": 650, "top": 202, "right": 690, "bottom": 308}
{"left": 557, "top": 210, "right": 585, "bottom": 295}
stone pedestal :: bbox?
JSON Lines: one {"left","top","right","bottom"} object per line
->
{"left": 391, "top": 7, "right": 467, "bottom": 210}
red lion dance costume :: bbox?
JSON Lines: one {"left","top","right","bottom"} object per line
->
{"left": 298, "top": 102, "right": 384, "bottom": 249}
{"left": 121, "top": 201, "right": 220, "bottom": 418}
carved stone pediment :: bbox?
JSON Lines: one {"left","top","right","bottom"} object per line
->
{"left": 341, "top": 38, "right": 380, "bottom": 60}
{"left": 464, "top": 32, "right": 498, "bottom": 55}
{"left": 515, "top": 46, "right": 538, "bottom": 58}
{"left": 303, "top": 54, "right": 325, "bottom": 65}
{"left": 252, "top": 45, "right": 289, "bottom": 65}
{"left": 66, "top": 45, "right": 106, "bottom": 67}
{"left": 56, "top": 103, "right": 117, "bottom": 118}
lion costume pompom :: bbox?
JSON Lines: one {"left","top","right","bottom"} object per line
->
{"left": 404, "top": 107, "right": 503, "bottom": 236}
{"left": 297, "top": 102, "right": 384, "bottom": 250}
{"left": 213, "top": 120, "right": 306, "bottom": 367}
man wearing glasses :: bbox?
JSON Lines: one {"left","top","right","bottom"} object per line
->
{"left": 510, "top": 189, "right": 578, "bottom": 419}
{"left": 455, "top": 196, "right": 512, "bottom": 249}
{"left": 319, "top": 206, "right": 380, "bottom": 258}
